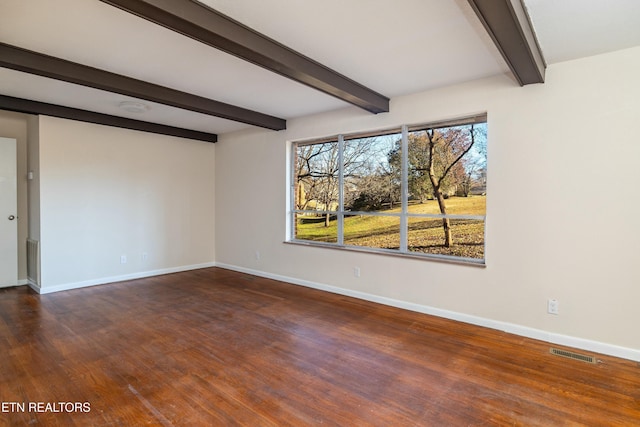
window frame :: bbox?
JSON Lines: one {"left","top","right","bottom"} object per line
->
{"left": 288, "top": 114, "right": 487, "bottom": 266}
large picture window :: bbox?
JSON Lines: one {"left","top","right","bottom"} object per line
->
{"left": 290, "top": 115, "right": 487, "bottom": 264}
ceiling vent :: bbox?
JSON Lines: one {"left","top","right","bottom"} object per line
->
{"left": 118, "top": 100, "right": 150, "bottom": 113}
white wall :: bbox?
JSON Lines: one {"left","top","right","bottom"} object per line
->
{"left": 0, "top": 110, "right": 30, "bottom": 282}
{"left": 215, "top": 46, "right": 640, "bottom": 359}
{"left": 36, "top": 116, "right": 216, "bottom": 292}
{"left": 27, "top": 115, "right": 40, "bottom": 243}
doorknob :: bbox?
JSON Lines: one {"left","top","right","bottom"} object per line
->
{"left": 8, "top": 215, "right": 15, "bottom": 220}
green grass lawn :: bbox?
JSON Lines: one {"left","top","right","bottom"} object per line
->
{"left": 296, "top": 196, "right": 486, "bottom": 259}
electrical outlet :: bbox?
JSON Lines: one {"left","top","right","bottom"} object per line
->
{"left": 255, "top": 251, "right": 261, "bottom": 261}
{"left": 547, "top": 299, "right": 559, "bottom": 315}
{"left": 141, "top": 252, "right": 148, "bottom": 262}
{"left": 354, "top": 267, "right": 361, "bottom": 278}
{"left": 120, "top": 255, "right": 127, "bottom": 264}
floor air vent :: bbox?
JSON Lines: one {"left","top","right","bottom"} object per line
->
{"left": 550, "top": 348, "right": 597, "bottom": 364}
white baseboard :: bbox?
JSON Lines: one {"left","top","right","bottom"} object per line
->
{"left": 27, "top": 279, "right": 41, "bottom": 293}
{"left": 216, "top": 263, "right": 640, "bottom": 362}
{"left": 35, "top": 262, "right": 216, "bottom": 295}
{"left": 0, "top": 279, "right": 29, "bottom": 289}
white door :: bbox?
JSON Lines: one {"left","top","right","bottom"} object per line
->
{"left": 0, "top": 137, "right": 18, "bottom": 287}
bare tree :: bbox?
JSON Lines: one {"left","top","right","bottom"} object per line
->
{"left": 425, "top": 125, "right": 479, "bottom": 247}
{"left": 295, "top": 143, "right": 332, "bottom": 211}
{"left": 296, "top": 137, "right": 380, "bottom": 227}
{"left": 407, "top": 125, "right": 482, "bottom": 247}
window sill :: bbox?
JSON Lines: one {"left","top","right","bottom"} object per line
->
{"left": 284, "top": 240, "right": 486, "bottom": 267}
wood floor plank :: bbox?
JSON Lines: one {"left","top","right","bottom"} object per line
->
{"left": 0, "top": 267, "right": 639, "bottom": 426}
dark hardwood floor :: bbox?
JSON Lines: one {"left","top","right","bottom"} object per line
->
{"left": 0, "top": 267, "right": 638, "bottom": 426}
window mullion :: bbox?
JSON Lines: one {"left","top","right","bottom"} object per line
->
{"left": 338, "top": 135, "right": 345, "bottom": 245}
{"left": 400, "top": 125, "right": 408, "bottom": 252}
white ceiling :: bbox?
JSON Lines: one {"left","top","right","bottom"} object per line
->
{"left": 0, "top": 0, "right": 639, "bottom": 136}
{"left": 524, "top": 0, "right": 640, "bottom": 64}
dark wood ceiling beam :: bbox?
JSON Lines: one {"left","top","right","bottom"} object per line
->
{"left": 0, "top": 42, "right": 285, "bottom": 130}
{"left": 467, "top": 0, "right": 545, "bottom": 85}
{"left": 0, "top": 95, "right": 217, "bottom": 143}
{"left": 98, "top": 0, "right": 390, "bottom": 114}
